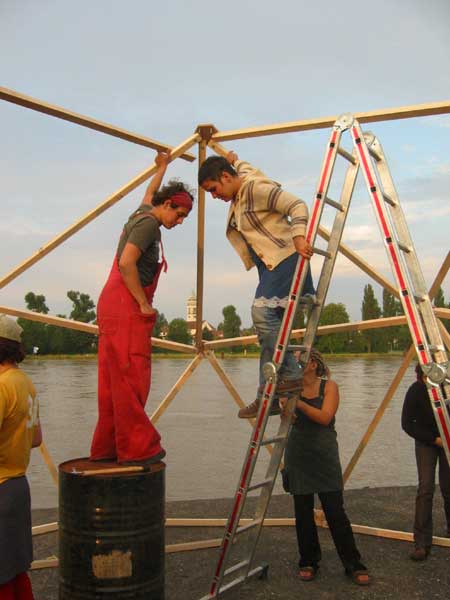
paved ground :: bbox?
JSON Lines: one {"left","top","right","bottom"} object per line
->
{"left": 31, "top": 486, "right": 450, "bottom": 599}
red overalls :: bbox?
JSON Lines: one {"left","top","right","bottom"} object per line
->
{"left": 90, "top": 240, "right": 165, "bottom": 463}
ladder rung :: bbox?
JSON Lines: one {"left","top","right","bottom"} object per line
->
{"left": 324, "top": 196, "right": 345, "bottom": 212}
{"left": 287, "top": 344, "right": 309, "bottom": 352}
{"left": 236, "top": 520, "right": 262, "bottom": 536}
{"left": 368, "top": 145, "right": 382, "bottom": 161}
{"left": 297, "top": 295, "right": 318, "bottom": 306}
{"left": 223, "top": 559, "right": 250, "bottom": 576}
{"left": 382, "top": 192, "right": 396, "bottom": 206}
{"left": 337, "top": 145, "right": 357, "bottom": 164}
{"left": 397, "top": 241, "right": 412, "bottom": 253}
{"left": 261, "top": 434, "right": 286, "bottom": 446}
{"left": 247, "top": 477, "right": 272, "bottom": 492}
{"left": 312, "top": 247, "right": 332, "bottom": 259}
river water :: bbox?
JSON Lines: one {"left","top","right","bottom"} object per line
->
{"left": 24, "top": 355, "right": 419, "bottom": 508}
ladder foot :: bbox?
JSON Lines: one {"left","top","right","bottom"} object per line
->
{"left": 258, "top": 563, "right": 269, "bottom": 580}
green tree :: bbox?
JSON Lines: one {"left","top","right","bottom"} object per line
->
{"left": 167, "top": 318, "right": 192, "bottom": 345}
{"left": 202, "top": 327, "right": 214, "bottom": 341}
{"left": 153, "top": 312, "right": 168, "bottom": 338}
{"left": 361, "top": 284, "right": 382, "bottom": 352}
{"left": 316, "top": 303, "right": 350, "bottom": 354}
{"left": 241, "top": 325, "right": 259, "bottom": 353}
{"left": 381, "top": 289, "right": 403, "bottom": 352}
{"left": 17, "top": 292, "right": 50, "bottom": 353}
{"left": 222, "top": 305, "right": 242, "bottom": 352}
{"left": 64, "top": 290, "right": 97, "bottom": 354}
{"left": 24, "top": 292, "right": 49, "bottom": 314}
{"left": 434, "top": 287, "right": 446, "bottom": 308}
{"left": 433, "top": 287, "right": 450, "bottom": 333}
{"left": 47, "top": 315, "right": 70, "bottom": 354}
{"left": 152, "top": 312, "right": 169, "bottom": 353}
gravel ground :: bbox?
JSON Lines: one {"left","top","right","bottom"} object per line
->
{"left": 30, "top": 486, "right": 450, "bottom": 599}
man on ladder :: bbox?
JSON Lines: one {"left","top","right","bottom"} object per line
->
{"left": 196, "top": 113, "right": 450, "bottom": 600}
{"left": 198, "top": 152, "right": 315, "bottom": 417}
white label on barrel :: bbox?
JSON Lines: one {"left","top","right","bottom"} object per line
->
{"left": 92, "top": 550, "right": 132, "bottom": 579}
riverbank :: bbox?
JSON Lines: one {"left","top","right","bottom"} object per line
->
{"left": 30, "top": 486, "right": 449, "bottom": 599}
{"left": 26, "top": 351, "right": 406, "bottom": 360}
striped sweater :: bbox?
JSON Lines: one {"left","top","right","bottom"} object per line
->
{"left": 226, "top": 160, "right": 309, "bottom": 271}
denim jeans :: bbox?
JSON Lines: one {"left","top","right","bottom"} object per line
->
{"left": 293, "top": 491, "right": 365, "bottom": 572}
{"left": 414, "top": 440, "right": 450, "bottom": 549}
{"left": 251, "top": 265, "right": 314, "bottom": 397}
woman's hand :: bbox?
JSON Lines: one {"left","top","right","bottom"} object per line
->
{"left": 155, "top": 151, "right": 170, "bottom": 170}
{"left": 279, "top": 396, "right": 297, "bottom": 422}
{"left": 139, "top": 301, "right": 158, "bottom": 317}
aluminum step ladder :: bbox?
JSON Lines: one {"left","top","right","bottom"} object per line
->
{"left": 347, "top": 119, "right": 450, "bottom": 463}
{"left": 200, "top": 114, "right": 360, "bottom": 599}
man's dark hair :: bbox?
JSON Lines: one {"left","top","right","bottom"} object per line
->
{"left": 152, "top": 179, "right": 194, "bottom": 207}
{"left": 0, "top": 337, "right": 25, "bottom": 364}
{"left": 198, "top": 156, "right": 237, "bottom": 185}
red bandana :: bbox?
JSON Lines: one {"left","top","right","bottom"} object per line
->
{"left": 170, "top": 192, "right": 193, "bottom": 211}
{"left": 170, "top": 192, "right": 192, "bottom": 210}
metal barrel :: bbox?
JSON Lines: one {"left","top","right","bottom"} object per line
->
{"left": 58, "top": 457, "right": 165, "bottom": 599}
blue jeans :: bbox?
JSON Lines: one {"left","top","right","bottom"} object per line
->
{"left": 251, "top": 265, "right": 314, "bottom": 398}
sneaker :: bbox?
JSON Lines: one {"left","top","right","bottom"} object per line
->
{"left": 238, "top": 399, "right": 281, "bottom": 419}
{"left": 120, "top": 449, "right": 166, "bottom": 467}
{"left": 409, "top": 547, "right": 429, "bottom": 561}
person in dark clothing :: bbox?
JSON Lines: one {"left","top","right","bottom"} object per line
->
{"left": 281, "top": 348, "right": 369, "bottom": 585}
{"left": 401, "top": 363, "right": 450, "bottom": 560}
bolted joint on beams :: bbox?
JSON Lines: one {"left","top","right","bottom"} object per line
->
{"left": 196, "top": 123, "right": 218, "bottom": 143}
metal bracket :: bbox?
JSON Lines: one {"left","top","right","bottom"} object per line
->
{"left": 195, "top": 123, "right": 218, "bottom": 143}
{"left": 334, "top": 113, "right": 354, "bottom": 132}
{"left": 423, "top": 362, "right": 449, "bottom": 385}
{"left": 262, "top": 361, "right": 278, "bottom": 383}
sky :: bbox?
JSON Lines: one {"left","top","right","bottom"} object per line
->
{"left": 1, "top": 0, "right": 449, "bottom": 328}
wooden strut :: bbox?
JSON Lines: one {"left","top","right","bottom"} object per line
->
{"left": 0, "top": 133, "right": 201, "bottom": 291}
{"left": 343, "top": 255, "right": 450, "bottom": 483}
{"left": 0, "top": 87, "right": 195, "bottom": 161}
{"left": 30, "top": 519, "right": 450, "bottom": 570}
{"left": 211, "top": 100, "right": 450, "bottom": 142}
{"left": 3, "top": 101, "right": 448, "bottom": 560}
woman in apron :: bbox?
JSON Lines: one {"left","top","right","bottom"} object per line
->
{"left": 90, "top": 152, "right": 193, "bottom": 465}
{"left": 282, "top": 348, "right": 370, "bottom": 586}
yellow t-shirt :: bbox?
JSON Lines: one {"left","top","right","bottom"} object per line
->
{"left": 0, "top": 368, "right": 38, "bottom": 485}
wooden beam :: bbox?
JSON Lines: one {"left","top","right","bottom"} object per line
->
{"left": 211, "top": 100, "right": 450, "bottom": 142}
{"left": 195, "top": 140, "right": 207, "bottom": 349}
{"left": 0, "top": 305, "right": 196, "bottom": 353}
{"left": 39, "top": 442, "right": 58, "bottom": 486}
{"left": 32, "top": 522, "right": 58, "bottom": 536}
{"left": 318, "top": 225, "right": 399, "bottom": 298}
{"left": 31, "top": 556, "right": 59, "bottom": 570}
{"left": 166, "top": 538, "right": 222, "bottom": 554}
{"left": 0, "top": 87, "right": 195, "bottom": 161}
{"left": 343, "top": 345, "right": 416, "bottom": 483}
{"left": 343, "top": 259, "right": 450, "bottom": 483}
{"left": 0, "top": 133, "right": 200, "bottom": 290}
{"left": 150, "top": 353, "right": 204, "bottom": 423}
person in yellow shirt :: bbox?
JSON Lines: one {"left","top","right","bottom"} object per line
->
{"left": 0, "top": 314, "right": 42, "bottom": 600}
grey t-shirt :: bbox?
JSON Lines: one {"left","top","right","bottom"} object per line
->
{"left": 116, "top": 209, "right": 161, "bottom": 287}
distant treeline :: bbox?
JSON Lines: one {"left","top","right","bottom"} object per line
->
{"left": 17, "top": 284, "right": 449, "bottom": 355}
